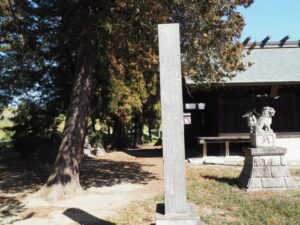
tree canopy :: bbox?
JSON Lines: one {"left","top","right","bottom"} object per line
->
{"left": 0, "top": 0, "right": 253, "bottom": 200}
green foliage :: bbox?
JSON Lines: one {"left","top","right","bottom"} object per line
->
{"left": 13, "top": 135, "right": 60, "bottom": 159}
{"left": 0, "top": 0, "right": 254, "bottom": 149}
{"left": 0, "top": 130, "right": 12, "bottom": 141}
{"left": 87, "top": 127, "right": 104, "bottom": 149}
{"left": 173, "top": 0, "right": 254, "bottom": 84}
{"left": 143, "top": 127, "right": 159, "bottom": 144}
{"left": 0, "top": 109, "right": 14, "bottom": 141}
{"left": 7, "top": 99, "right": 61, "bottom": 137}
{"left": 0, "top": 141, "right": 20, "bottom": 159}
{"left": 4, "top": 99, "right": 62, "bottom": 157}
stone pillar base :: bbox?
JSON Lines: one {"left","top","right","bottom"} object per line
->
{"left": 239, "top": 147, "right": 298, "bottom": 191}
{"left": 155, "top": 202, "right": 203, "bottom": 225}
{"left": 250, "top": 132, "right": 276, "bottom": 147}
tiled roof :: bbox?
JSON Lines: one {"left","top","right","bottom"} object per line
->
{"left": 227, "top": 45, "right": 300, "bottom": 83}
{"left": 185, "top": 41, "right": 300, "bottom": 85}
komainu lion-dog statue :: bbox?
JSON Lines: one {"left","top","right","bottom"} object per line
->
{"left": 243, "top": 106, "right": 276, "bottom": 133}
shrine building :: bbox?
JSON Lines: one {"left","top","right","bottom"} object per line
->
{"left": 184, "top": 36, "right": 300, "bottom": 164}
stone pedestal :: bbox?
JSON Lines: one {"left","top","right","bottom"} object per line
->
{"left": 250, "top": 132, "right": 276, "bottom": 147}
{"left": 156, "top": 203, "right": 202, "bottom": 225}
{"left": 239, "top": 147, "right": 298, "bottom": 191}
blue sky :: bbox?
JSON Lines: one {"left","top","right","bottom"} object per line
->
{"left": 239, "top": 0, "right": 300, "bottom": 42}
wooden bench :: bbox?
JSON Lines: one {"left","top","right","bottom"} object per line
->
{"left": 194, "top": 136, "right": 250, "bottom": 157}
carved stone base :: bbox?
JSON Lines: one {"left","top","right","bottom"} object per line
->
{"left": 250, "top": 132, "right": 276, "bottom": 147}
{"left": 239, "top": 147, "right": 298, "bottom": 191}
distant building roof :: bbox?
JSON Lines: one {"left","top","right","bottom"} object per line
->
{"left": 226, "top": 40, "right": 300, "bottom": 84}
{"left": 186, "top": 38, "right": 300, "bottom": 86}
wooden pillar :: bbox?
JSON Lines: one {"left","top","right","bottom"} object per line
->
{"left": 203, "top": 143, "right": 207, "bottom": 158}
{"left": 225, "top": 141, "right": 230, "bottom": 157}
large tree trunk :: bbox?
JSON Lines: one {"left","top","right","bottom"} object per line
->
{"left": 91, "top": 116, "right": 97, "bottom": 132}
{"left": 138, "top": 116, "right": 144, "bottom": 145}
{"left": 133, "top": 119, "right": 138, "bottom": 147}
{"left": 111, "top": 116, "right": 126, "bottom": 149}
{"left": 148, "top": 125, "right": 152, "bottom": 142}
{"left": 36, "top": 36, "right": 96, "bottom": 201}
{"left": 132, "top": 115, "right": 144, "bottom": 146}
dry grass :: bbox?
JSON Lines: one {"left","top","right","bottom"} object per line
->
{"left": 112, "top": 166, "right": 300, "bottom": 225}
{"left": 187, "top": 166, "right": 300, "bottom": 225}
{"left": 110, "top": 197, "right": 162, "bottom": 225}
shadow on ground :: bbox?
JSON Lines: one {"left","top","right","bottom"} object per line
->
{"left": 203, "top": 175, "right": 242, "bottom": 188}
{"left": 63, "top": 208, "right": 116, "bottom": 225}
{"left": 0, "top": 157, "right": 157, "bottom": 222}
{"left": 80, "top": 158, "right": 157, "bottom": 188}
{"left": 0, "top": 160, "right": 51, "bottom": 194}
{"left": 122, "top": 146, "right": 202, "bottom": 160}
{"left": 122, "top": 148, "right": 162, "bottom": 158}
{"left": 0, "top": 196, "right": 25, "bottom": 224}
{"left": 0, "top": 160, "right": 49, "bottom": 223}
{"left": 0, "top": 158, "right": 157, "bottom": 193}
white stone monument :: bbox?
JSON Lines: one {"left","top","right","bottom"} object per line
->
{"left": 240, "top": 107, "right": 298, "bottom": 191}
{"left": 155, "top": 23, "right": 202, "bottom": 225}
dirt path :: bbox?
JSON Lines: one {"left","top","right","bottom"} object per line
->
{"left": 0, "top": 146, "right": 163, "bottom": 225}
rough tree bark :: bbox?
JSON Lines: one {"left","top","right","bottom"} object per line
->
{"left": 138, "top": 117, "right": 145, "bottom": 145}
{"left": 91, "top": 116, "right": 97, "bottom": 132}
{"left": 133, "top": 119, "right": 139, "bottom": 147}
{"left": 148, "top": 125, "right": 152, "bottom": 142}
{"left": 111, "top": 116, "right": 126, "bottom": 149}
{"left": 36, "top": 36, "right": 96, "bottom": 201}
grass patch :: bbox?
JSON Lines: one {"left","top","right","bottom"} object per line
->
{"left": 109, "top": 196, "right": 163, "bottom": 225}
{"left": 0, "top": 130, "right": 12, "bottom": 141}
{"left": 143, "top": 127, "right": 160, "bottom": 144}
{"left": 112, "top": 167, "right": 300, "bottom": 225}
{"left": 187, "top": 167, "right": 300, "bottom": 225}
{"left": 290, "top": 169, "right": 300, "bottom": 177}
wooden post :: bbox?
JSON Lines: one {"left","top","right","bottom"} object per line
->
{"left": 225, "top": 141, "right": 230, "bottom": 157}
{"left": 203, "top": 143, "right": 207, "bottom": 158}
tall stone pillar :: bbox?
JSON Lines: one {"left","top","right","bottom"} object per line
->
{"left": 155, "top": 23, "right": 202, "bottom": 225}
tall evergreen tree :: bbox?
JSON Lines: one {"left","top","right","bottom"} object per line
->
{"left": 0, "top": 0, "right": 253, "bottom": 200}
